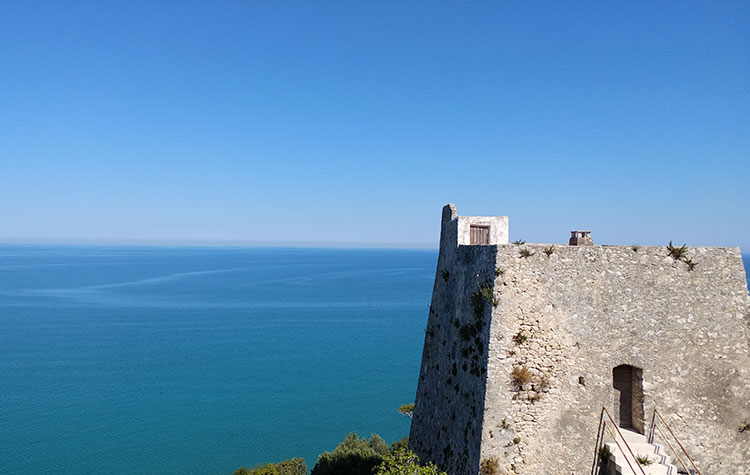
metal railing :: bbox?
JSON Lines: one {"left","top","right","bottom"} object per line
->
{"left": 592, "top": 406, "right": 647, "bottom": 475}
{"left": 648, "top": 408, "right": 702, "bottom": 475}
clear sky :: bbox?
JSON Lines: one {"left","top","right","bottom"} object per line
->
{"left": 1, "top": 2, "right": 748, "bottom": 249}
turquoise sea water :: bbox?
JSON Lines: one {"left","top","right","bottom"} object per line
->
{"left": 0, "top": 247, "right": 436, "bottom": 474}
{"left": 1, "top": 248, "right": 748, "bottom": 475}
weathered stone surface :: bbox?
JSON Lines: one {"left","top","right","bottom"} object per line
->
{"left": 409, "top": 205, "right": 750, "bottom": 475}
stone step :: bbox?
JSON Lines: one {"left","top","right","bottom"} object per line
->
{"left": 605, "top": 428, "right": 680, "bottom": 475}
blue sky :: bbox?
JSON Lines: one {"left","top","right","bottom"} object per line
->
{"left": 1, "top": 2, "right": 748, "bottom": 249}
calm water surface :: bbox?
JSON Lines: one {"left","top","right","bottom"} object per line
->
{"left": 1, "top": 248, "right": 748, "bottom": 474}
{"left": 0, "top": 247, "right": 436, "bottom": 474}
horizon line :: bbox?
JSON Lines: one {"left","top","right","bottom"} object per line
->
{"left": 0, "top": 237, "right": 438, "bottom": 250}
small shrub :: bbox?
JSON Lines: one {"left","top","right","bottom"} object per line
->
{"left": 510, "top": 366, "right": 533, "bottom": 386}
{"left": 374, "top": 448, "right": 446, "bottom": 475}
{"left": 598, "top": 445, "right": 612, "bottom": 465}
{"left": 512, "top": 437, "right": 520, "bottom": 445}
{"left": 684, "top": 257, "right": 697, "bottom": 271}
{"left": 543, "top": 246, "right": 554, "bottom": 256}
{"left": 501, "top": 418, "right": 509, "bottom": 429}
{"left": 495, "top": 267, "right": 504, "bottom": 277}
{"left": 512, "top": 239, "right": 525, "bottom": 245}
{"left": 397, "top": 403, "right": 414, "bottom": 419}
{"left": 479, "top": 457, "right": 500, "bottom": 475}
{"left": 478, "top": 282, "right": 494, "bottom": 303}
{"left": 519, "top": 248, "right": 534, "bottom": 258}
{"left": 667, "top": 241, "right": 688, "bottom": 260}
{"left": 234, "top": 458, "right": 307, "bottom": 475}
{"left": 442, "top": 270, "right": 449, "bottom": 281}
{"left": 636, "top": 455, "right": 652, "bottom": 466}
{"left": 512, "top": 331, "right": 528, "bottom": 344}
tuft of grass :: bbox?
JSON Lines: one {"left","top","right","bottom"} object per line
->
{"left": 512, "top": 239, "right": 525, "bottom": 245}
{"left": 512, "top": 437, "right": 520, "bottom": 445}
{"left": 636, "top": 455, "right": 652, "bottom": 466}
{"left": 501, "top": 418, "right": 509, "bottom": 429}
{"left": 739, "top": 421, "right": 749, "bottom": 433}
{"left": 519, "top": 248, "right": 534, "bottom": 258}
{"left": 442, "top": 270, "right": 450, "bottom": 281}
{"left": 684, "top": 257, "right": 697, "bottom": 271}
{"left": 510, "top": 366, "right": 533, "bottom": 386}
{"left": 543, "top": 246, "right": 554, "bottom": 256}
{"left": 598, "top": 445, "right": 612, "bottom": 465}
{"left": 667, "top": 241, "right": 688, "bottom": 260}
{"left": 479, "top": 457, "right": 500, "bottom": 475}
{"left": 478, "top": 281, "right": 494, "bottom": 303}
{"left": 512, "top": 331, "right": 528, "bottom": 344}
{"left": 495, "top": 267, "right": 504, "bottom": 277}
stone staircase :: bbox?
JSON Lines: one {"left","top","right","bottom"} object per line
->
{"left": 605, "top": 428, "right": 680, "bottom": 475}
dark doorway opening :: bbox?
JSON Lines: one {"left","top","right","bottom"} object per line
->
{"left": 612, "top": 365, "right": 644, "bottom": 433}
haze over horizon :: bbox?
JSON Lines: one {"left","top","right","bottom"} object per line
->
{"left": 2, "top": 2, "right": 749, "bottom": 250}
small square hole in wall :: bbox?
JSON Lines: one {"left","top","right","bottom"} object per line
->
{"left": 578, "top": 376, "right": 585, "bottom": 386}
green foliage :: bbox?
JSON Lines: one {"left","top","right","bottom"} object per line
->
{"left": 390, "top": 436, "right": 408, "bottom": 452}
{"left": 543, "top": 246, "right": 554, "bottom": 257}
{"left": 397, "top": 403, "right": 414, "bottom": 419}
{"left": 512, "top": 239, "right": 525, "bottom": 245}
{"left": 684, "top": 257, "right": 697, "bottom": 271}
{"left": 234, "top": 458, "right": 306, "bottom": 475}
{"left": 311, "top": 433, "right": 385, "bottom": 475}
{"left": 519, "top": 248, "right": 534, "bottom": 258}
{"left": 374, "top": 448, "right": 446, "bottom": 475}
{"left": 667, "top": 241, "right": 688, "bottom": 260}
{"left": 500, "top": 418, "right": 508, "bottom": 429}
{"left": 479, "top": 457, "right": 500, "bottom": 475}
{"left": 667, "top": 241, "right": 699, "bottom": 270}
{"left": 598, "top": 445, "right": 612, "bottom": 465}
{"left": 512, "top": 331, "right": 528, "bottom": 344}
{"left": 478, "top": 281, "right": 494, "bottom": 303}
{"left": 369, "top": 434, "right": 390, "bottom": 457}
{"left": 636, "top": 455, "right": 652, "bottom": 466}
{"left": 495, "top": 267, "right": 504, "bottom": 277}
{"left": 512, "top": 437, "right": 520, "bottom": 445}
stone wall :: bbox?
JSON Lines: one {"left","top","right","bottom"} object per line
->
{"left": 410, "top": 205, "right": 499, "bottom": 474}
{"left": 410, "top": 206, "right": 750, "bottom": 475}
{"left": 480, "top": 244, "right": 749, "bottom": 474}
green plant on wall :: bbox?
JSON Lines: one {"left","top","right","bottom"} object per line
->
{"left": 512, "top": 331, "right": 528, "bottom": 344}
{"left": 667, "top": 241, "right": 688, "bottom": 260}
{"left": 598, "top": 445, "right": 612, "bottom": 466}
{"left": 479, "top": 457, "right": 499, "bottom": 475}
{"left": 519, "top": 248, "right": 534, "bottom": 258}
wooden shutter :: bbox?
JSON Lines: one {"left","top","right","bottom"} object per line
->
{"left": 470, "top": 225, "right": 490, "bottom": 245}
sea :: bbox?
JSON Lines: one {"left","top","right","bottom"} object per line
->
{"left": 1, "top": 247, "right": 748, "bottom": 475}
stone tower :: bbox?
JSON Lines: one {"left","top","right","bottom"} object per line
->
{"left": 409, "top": 204, "right": 750, "bottom": 474}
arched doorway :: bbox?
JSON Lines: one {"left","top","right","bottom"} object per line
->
{"left": 612, "top": 365, "right": 644, "bottom": 433}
